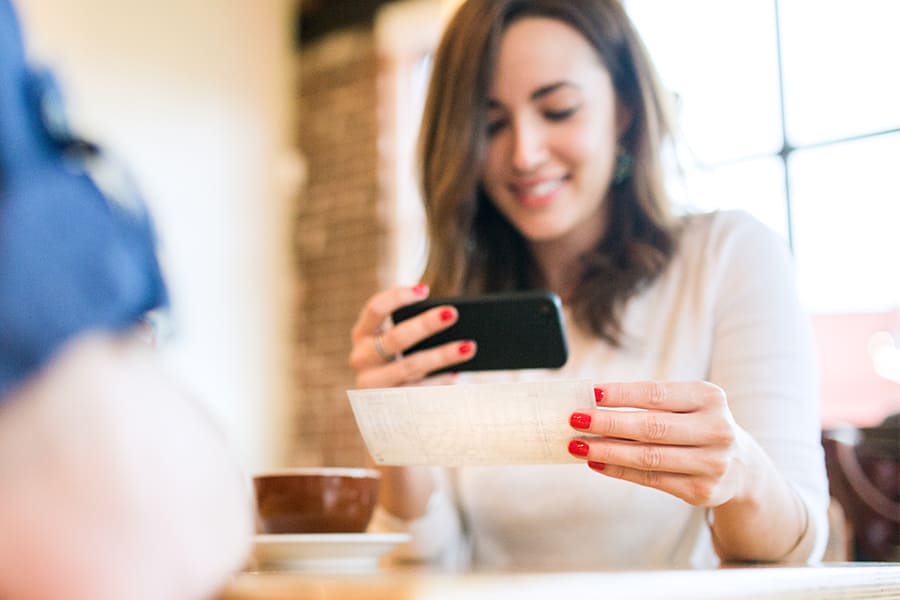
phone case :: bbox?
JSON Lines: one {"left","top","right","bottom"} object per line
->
{"left": 390, "top": 290, "right": 569, "bottom": 373}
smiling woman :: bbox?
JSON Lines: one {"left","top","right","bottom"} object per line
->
{"left": 349, "top": 0, "right": 830, "bottom": 571}
{"left": 380, "top": 0, "right": 900, "bottom": 432}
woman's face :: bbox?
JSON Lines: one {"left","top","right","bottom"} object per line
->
{"left": 482, "top": 17, "right": 624, "bottom": 247}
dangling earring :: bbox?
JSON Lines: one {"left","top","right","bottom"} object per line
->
{"left": 613, "top": 146, "right": 633, "bottom": 186}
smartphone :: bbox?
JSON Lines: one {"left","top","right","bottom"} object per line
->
{"left": 390, "top": 290, "right": 569, "bottom": 373}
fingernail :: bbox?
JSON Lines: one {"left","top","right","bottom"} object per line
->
{"left": 587, "top": 461, "right": 606, "bottom": 471}
{"left": 569, "top": 412, "right": 592, "bottom": 429}
{"left": 439, "top": 308, "right": 455, "bottom": 322}
{"left": 458, "top": 341, "right": 474, "bottom": 355}
{"left": 568, "top": 440, "right": 589, "bottom": 457}
{"left": 593, "top": 387, "right": 605, "bottom": 404}
{"left": 412, "top": 283, "right": 429, "bottom": 296}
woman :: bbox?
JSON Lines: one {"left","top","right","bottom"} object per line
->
{"left": 349, "top": 0, "right": 828, "bottom": 569}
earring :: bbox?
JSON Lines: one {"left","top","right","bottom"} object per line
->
{"left": 613, "top": 146, "right": 633, "bottom": 185}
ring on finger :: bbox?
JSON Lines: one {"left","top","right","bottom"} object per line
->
{"left": 373, "top": 334, "right": 398, "bottom": 362}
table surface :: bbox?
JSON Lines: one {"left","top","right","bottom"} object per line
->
{"left": 217, "top": 562, "right": 900, "bottom": 600}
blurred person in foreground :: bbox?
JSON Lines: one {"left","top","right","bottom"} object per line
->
{"left": 349, "top": 0, "right": 829, "bottom": 569}
{"left": 0, "top": 0, "right": 253, "bottom": 598}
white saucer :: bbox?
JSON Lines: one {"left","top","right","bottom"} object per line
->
{"left": 252, "top": 532, "right": 410, "bottom": 573}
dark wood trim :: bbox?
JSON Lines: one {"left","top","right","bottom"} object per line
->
{"left": 296, "top": 0, "right": 400, "bottom": 48}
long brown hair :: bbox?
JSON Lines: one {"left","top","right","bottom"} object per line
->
{"left": 418, "top": 0, "right": 678, "bottom": 346}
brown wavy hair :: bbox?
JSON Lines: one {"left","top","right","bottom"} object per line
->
{"left": 418, "top": 0, "right": 679, "bottom": 346}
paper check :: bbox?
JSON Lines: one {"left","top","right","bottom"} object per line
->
{"left": 347, "top": 379, "right": 594, "bottom": 466}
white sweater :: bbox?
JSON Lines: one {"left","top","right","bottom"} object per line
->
{"left": 371, "top": 210, "right": 830, "bottom": 570}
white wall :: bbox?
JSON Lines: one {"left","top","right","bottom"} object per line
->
{"left": 14, "top": 0, "right": 300, "bottom": 472}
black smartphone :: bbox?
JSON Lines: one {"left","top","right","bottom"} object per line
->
{"left": 390, "top": 290, "right": 569, "bottom": 373}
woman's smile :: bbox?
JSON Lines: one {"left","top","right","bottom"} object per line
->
{"left": 510, "top": 176, "right": 569, "bottom": 208}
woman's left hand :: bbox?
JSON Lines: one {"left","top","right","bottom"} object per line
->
{"left": 567, "top": 381, "right": 755, "bottom": 507}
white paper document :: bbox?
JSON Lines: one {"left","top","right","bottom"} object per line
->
{"left": 347, "top": 380, "right": 594, "bottom": 466}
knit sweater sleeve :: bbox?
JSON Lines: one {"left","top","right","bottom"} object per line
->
{"left": 702, "top": 210, "right": 830, "bottom": 562}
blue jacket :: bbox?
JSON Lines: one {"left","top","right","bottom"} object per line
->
{"left": 0, "top": 0, "right": 167, "bottom": 397}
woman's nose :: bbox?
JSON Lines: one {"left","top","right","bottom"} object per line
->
{"left": 511, "top": 119, "right": 548, "bottom": 173}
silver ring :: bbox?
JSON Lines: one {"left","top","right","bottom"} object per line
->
{"left": 373, "top": 334, "right": 396, "bottom": 362}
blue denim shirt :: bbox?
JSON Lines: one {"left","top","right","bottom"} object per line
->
{"left": 0, "top": 0, "right": 167, "bottom": 398}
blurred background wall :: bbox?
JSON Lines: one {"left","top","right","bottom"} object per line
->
{"left": 15, "top": 0, "right": 300, "bottom": 472}
{"left": 290, "top": 0, "right": 454, "bottom": 467}
{"left": 291, "top": 26, "right": 383, "bottom": 467}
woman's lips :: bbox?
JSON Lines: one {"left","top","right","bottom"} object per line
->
{"left": 511, "top": 177, "right": 567, "bottom": 207}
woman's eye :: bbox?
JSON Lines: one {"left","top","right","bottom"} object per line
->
{"left": 544, "top": 107, "right": 578, "bottom": 122}
{"left": 486, "top": 119, "right": 507, "bottom": 137}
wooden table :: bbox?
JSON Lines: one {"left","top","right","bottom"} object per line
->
{"left": 217, "top": 563, "right": 900, "bottom": 600}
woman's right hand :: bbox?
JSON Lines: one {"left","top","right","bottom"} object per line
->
{"left": 349, "top": 283, "right": 477, "bottom": 389}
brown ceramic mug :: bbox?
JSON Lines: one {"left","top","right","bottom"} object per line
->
{"left": 253, "top": 467, "right": 381, "bottom": 534}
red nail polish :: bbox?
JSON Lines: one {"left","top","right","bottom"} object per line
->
{"left": 587, "top": 461, "right": 606, "bottom": 471}
{"left": 568, "top": 440, "right": 589, "bottom": 457}
{"left": 569, "top": 412, "right": 592, "bottom": 429}
{"left": 440, "top": 308, "right": 454, "bottom": 322}
{"left": 458, "top": 341, "right": 474, "bottom": 355}
{"left": 593, "top": 387, "right": 605, "bottom": 404}
{"left": 412, "top": 283, "right": 428, "bottom": 296}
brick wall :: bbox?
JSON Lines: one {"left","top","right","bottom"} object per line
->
{"left": 293, "top": 28, "right": 384, "bottom": 467}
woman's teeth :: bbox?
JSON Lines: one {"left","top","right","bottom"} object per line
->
{"left": 522, "top": 179, "right": 562, "bottom": 197}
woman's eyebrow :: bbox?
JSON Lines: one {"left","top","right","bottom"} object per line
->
{"left": 530, "top": 81, "right": 579, "bottom": 100}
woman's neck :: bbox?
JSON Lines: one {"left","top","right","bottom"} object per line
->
{"left": 529, "top": 215, "right": 606, "bottom": 304}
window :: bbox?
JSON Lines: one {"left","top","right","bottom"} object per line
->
{"left": 627, "top": 0, "right": 900, "bottom": 314}
{"left": 626, "top": 0, "right": 900, "bottom": 426}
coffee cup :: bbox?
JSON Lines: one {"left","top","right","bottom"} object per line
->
{"left": 253, "top": 467, "right": 381, "bottom": 534}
